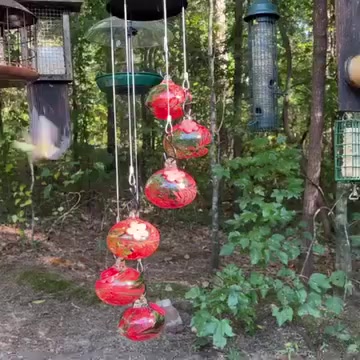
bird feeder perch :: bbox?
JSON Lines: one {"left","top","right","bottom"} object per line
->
{"left": 244, "top": 0, "right": 280, "bottom": 132}
{"left": 0, "top": 0, "right": 39, "bottom": 88}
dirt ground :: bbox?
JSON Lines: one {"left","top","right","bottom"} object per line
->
{"left": 0, "top": 212, "right": 356, "bottom": 360}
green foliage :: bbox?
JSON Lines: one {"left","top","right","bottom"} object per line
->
{"left": 186, "top": 137, "right": 347, "bottom": 349}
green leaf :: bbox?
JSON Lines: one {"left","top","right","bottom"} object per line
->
{"left": 227, "top": 291, "right": 239, "bottom": 308}
{"left": 296, "top": 288, "right": 307, "bottom": 304}
{"left": 250, "top": 272, "right": 264, "bottom": 286}
{"left": 307, "top": 292, "right": 322, "bottom": 308}
{"left": 43, "top": 184, "right": 53, "bottom": 199}
{"left": 20, "top": 199, "right": 32, "bottom": 207}
{"left": 298, "top": 303, "right": 321, "bottom": 318}
{"left": 313, "top": 244, "right": 326, "bottom": 256}
{"left": 272, "top": 305, "right": 293, "bottom": 326}
{"left": 239, "top": 237, "right": 250, "bottom": 249}
{"left": 250, "top": 248, "right": 261, "bottom": 265}
{"left": 347, "top": 344, "right": 358, "bottom": 354}
{"left": 330, "top": 270, "right": 346, "bottom": 288}
{"left": 309, "top": 273, "right": 331, "bottom": 293}
{"left": 213, "top": 319, "right": 234, "bottom": 349}
{"left": 278, "top": 251, "right": 289, "bottom": 265}
{"left": 40, "top": 168, "right": 52, "bottom": 178}
{"left": 220, "top": 243, "right": 234, "bottom": 256}
{"left": 325, "top": 296, "right": 344, "bottom": 315}
{"left": 185, "top": 287, "right": 202, "bottom": 300}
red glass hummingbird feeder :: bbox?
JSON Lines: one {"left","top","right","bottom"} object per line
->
{"left": 118, "top": 298, "right": 165, "bottom": 341}
{"left": 163, "top": 118, "right": 211, "bottom": 159}
{"left": 145, "top": 159, "right": 197, "bottom": 209}
{"left": 146, "top": 77, "right": 191, "bottom": 121}
{"left": 95, "top": 261, "right": 145, "bottom": 306}
{"left": 107, "top": 215, "right": 160, "bottom": 260}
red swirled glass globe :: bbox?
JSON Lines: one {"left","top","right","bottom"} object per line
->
{"left": 118, "top": 302, "right": 166, "bottom": 341}
{"left": 163, "top": 119, "right": 212, "bottom": 159}
{"left": 146, "top": 77, "right": 191, "bottom": 120}
{"left": 145, "top": 162, "right": 197, "bottom": 209}
{"left": 95, "top": 263, "right": 145, "bottom": 306}
{"left": 107, "top": 217, "right": 160, "bottom": 260}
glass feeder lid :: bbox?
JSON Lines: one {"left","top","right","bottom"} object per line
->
{"left": 0, "top": 0, "right": 36, "bottom": 28}
{"left": 86, "top": 17, "right": 174, "bottom": 49}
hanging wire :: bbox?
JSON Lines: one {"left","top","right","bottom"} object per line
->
{"left": 130, "top": 33, "right": 140, "bottom": 207}
{"left": 181, "top": 5, "right": 190, "bottom": 90}
{"left": 124, "top": 1, "right": 136, "bottom": 193}
{"left": 163, "top": 0, "right": 173, "bottom": 135}
{"left": 110, "top": 16, "right": 121, "bottom": 222}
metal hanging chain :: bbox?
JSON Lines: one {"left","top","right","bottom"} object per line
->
{"left": 181, "top": 5, "right": 190, "bottom": 90}
{"left": 110, "top": 15, "right": 121, "bottom": 222}
{"left": 163, "top": 0, "right": 173, "bottom": 136}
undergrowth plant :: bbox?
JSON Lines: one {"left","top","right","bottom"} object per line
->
{"left": 186, "top": 136, "right": 349, "bottom": 349}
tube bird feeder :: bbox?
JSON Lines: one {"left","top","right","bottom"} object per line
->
{"left": 244, "top": 0, "right": 280, "bottom": 132}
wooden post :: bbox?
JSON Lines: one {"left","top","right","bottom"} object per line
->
{"left": 335, "top": 183, "right": 352, "bottom": 280}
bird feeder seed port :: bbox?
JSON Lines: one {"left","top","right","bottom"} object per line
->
{"left": 244, "top": 0, "right": 280, "bottom": 132}
{"left": 335, "top": 118, "right": 360, "bottom": 182}
{"left": 0, "top": 0, "right": 39, "bottom": 88}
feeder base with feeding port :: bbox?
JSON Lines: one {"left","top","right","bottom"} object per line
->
{"left": 96, "top": 72, "right": 163, "bottom": 95}
{"left": 0, "top": 0, "right": 39, "bottom": 87}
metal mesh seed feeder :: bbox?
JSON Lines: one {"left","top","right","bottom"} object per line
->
{"left": 334, "top": 117, "right": 360, "bottom": 182}
{"left": 87, "top": 17, "right": 173, "bottom": 95}
{"left": 244, "top": 0, "right": 280, "bottom": 132}
{"left": 0, "top": 0, "right": 39, "bottom": 87}
{"left": 24, "top": 1, "right": 81, "bottom": 82}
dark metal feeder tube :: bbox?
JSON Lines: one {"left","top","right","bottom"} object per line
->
{"left": 245, "top": 0, "right": 279, "bottom": 132}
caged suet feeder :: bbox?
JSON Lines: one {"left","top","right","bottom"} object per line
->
{"left": 244, "top": 0, "right": 280, "bottom": 132}
{"left": 334, "top": 117, "right": 360, "bottom": 182}
{"left": 0, "top": 0, "right": 39, "bottom": 88}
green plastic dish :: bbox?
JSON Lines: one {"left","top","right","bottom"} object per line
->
{"left": 96, "top": 72, "right": 163, "bottom": 95}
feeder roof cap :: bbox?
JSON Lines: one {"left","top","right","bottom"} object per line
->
{"left": 244, "top": 0, "right": 280, "bottom": 22}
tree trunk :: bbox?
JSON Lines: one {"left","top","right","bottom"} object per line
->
{"left": 302, "top": 0, "right": 328, "bottom": 278}
{"left": 233, "top": 0, "right": 244, "bottom": 158}
{"left": 209, "top": 0, "right": 220, "bottom": 270}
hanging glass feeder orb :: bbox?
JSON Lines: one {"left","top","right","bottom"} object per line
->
{"left": 244, "top": 0, "right": 280, "bottom": 132}
{"left": 0, "top": 0, "right": 39, "bottom": 88}
{"left": 163, "top": 118, "right": 212, "bottom": 159}
{"left": 145, "top": 159, "right": 197, "bottom": 209}
{"left": 95, "top": 261, "right": 145, "bottom": 306}
{"left": 107, "top": 215, "right": 160, "bottom": 260}
{"left": 146, "top": 77, "right": 192, "bottom": 121}
{"left": 118, "top": 298, "right": 165, "bottom": 341}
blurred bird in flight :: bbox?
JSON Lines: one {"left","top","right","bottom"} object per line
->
{"left": 12, "top": 115, "right": 63, "bottom": 162}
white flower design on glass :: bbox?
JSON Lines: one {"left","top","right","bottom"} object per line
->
{"left": 126, "top": 221, "right": 149, "bottom": 241}
{"left": 164, "top": 169, "right": 185, "bottom": 183}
